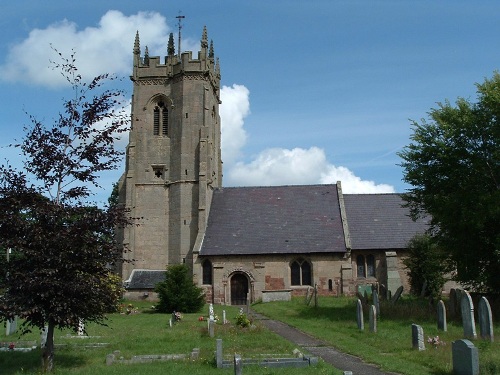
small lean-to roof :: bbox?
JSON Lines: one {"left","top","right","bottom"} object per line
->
{"left": 200, "top": 185, "right": 346, "bottom": 256}
{"left": 124, "top": 269, "right": 166, "bottom": 289}
{"left": 343, "top": 194, "right": 429, "bottom": 250}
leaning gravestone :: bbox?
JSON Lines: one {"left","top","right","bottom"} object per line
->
{"left": 412, "top": 324, "right": 425, "bottom": 351}
{"left": 369, "top": 305, "right": 377, "bottom": 333}
{"left": 452, "top": 339, "right": 479, "bottom": 375}
{"left": 437, "top": 300, "right": 447, "bottom": 331}
{"left": 478, "top": 296, "right": 494, "bottom": 342}
{"left": 391, "top": 285, "right": 404, "bottom": 304}
{"left": 461, "top": 291, "right": 477, "bottom": 339}
{"left": 356, "top": 299, "right": 364, "bottom": 330}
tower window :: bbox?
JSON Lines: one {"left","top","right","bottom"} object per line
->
{"left": 153, "top": 101, "right": 169, "bottom": 137}
{"left": 290, "top": 259, "right": 312, "bottom": 286}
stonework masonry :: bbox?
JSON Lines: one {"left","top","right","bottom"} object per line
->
{"left": 119, "top": 28, "right": 221, "bottom": 283}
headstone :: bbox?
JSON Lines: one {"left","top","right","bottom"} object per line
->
{"left": 234, "top": 354, "right": 243, "bottom": 375}
{"left": 478, "top": 296, "right": 494, "bottom": 342}
{"left": 391, "top": 285, "right": 403, "bottom": 304}
{"left": 209, "top": 318, "right": 215, "bottom": 338}
{"left": 452, "top": 339, "right": 479, "bottom": 375}
{"left": 373, "top": 289, "right": 380, "bottom": 317}
{"left": 216, "top": 339, "right": 223, "bottom": 368}
{"left": 369, "top": 305, "right": 377, "bottom": 333}
{"left": 461, "top": 291, "right": 477, "bottom": 339}
{"left": 343, "top": 372, "right": 353, "bottom": 375}
{"left": 209, "top": 304, "right": 214, "bottom": 321}
{"left": 356, "top": 299, "right": 364, "bottom": 330}
{"left": 223, "top": 310, "right": 227, "bottom": 324}
{"left": 6, "top": 317, "right": 17, "bottom": 336}
{"left": 412, "top": 324, "right": 425, "bottom": 351}
{"left": 77, "top": 319, "right": 84, "bottom": 336}
{"left": 40, "top": 326, "right": 48, "bottom": 348}
{"left": 437, "top": 300, "right": 447, "bottom": 331}
{"left": 169, "top": 318, "right": 172, "bottom": 328}
{"left": 449, "top": 288, "right": 457, "bottom": 318}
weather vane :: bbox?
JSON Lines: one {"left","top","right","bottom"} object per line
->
{"left": 176, "top": 12, "right": 185, "bottom": 57}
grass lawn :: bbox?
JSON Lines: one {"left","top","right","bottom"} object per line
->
{"left": 0, "top": 301, "right": 337, "bottom": 375}
{"left": 252, "top": 296, "right": 500, "bottom": 375}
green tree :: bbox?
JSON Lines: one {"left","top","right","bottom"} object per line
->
{"left": 0, "top": 50, "right": 130, "bottom": 372}
{"left": 403, "top": 234, "right": 449, "bottom": 301}
{"left": 399, "top": 72, "right": 500, "bottom": 293}
{"left": 155, "top": 264, "right": 205, "bottom": 313}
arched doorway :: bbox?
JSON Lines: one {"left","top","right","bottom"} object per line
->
{"left": 230, "top": 273, "right": 248, "bottom": 305}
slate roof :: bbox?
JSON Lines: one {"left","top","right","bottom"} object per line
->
{"left": 343, "top": 194, "right": 429, "bottom": 250}
{"left": 200, "top": 185, "right": 346, "bottom": 256}
{"left": 124, "top": 269, "right": 166, "bottom": 289}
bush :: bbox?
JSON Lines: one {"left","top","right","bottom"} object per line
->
{"left": 154, "top": 264, "right": 205, "bottom": 313}
{"left": 403, "top": 234, "right": 448, "bottom": 301}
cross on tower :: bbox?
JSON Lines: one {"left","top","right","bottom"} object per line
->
{"left": 176, "top": 13, "right": 185, "bottom": 57}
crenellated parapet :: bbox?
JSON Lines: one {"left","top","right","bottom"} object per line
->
{"left": 131, "top": 27, "right": 220, "bottom": 101}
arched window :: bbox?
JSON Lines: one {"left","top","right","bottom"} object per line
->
{"left": 366, "top": 255, "right": 375, "bottom": 278}
{"left": 153, "top": 101, "right": 169, "bottom": 136}
{"left": 202, "top": 259, "right": 212, "bottom": 285}
{"left": 356, "top": 255, "right": 366, "bottom": 278}
{"left": 290, "top": 259, "right": 312, "bottom": 286}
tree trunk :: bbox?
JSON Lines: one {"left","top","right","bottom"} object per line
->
{"left": 42, "top": 321, "right": 55, "bottom": 372}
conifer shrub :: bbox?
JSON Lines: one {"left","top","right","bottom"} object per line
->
{"left": 154, "top": 264, "right": 205, "bottom": 313}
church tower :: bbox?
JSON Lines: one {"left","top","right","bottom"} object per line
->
{"left": 120, "top": 27, "right": 222, "bottom": 285}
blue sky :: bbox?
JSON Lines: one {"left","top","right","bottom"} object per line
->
{"left": 1, "top": 1, "right": 499, "bottom": 204}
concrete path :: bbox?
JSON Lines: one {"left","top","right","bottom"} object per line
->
{"left": 250, "top": 311, "right": 401, "bottom": 375}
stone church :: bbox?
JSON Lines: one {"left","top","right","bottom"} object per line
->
{"left": 118, "top": 27, "right": 429, "bottom": 304}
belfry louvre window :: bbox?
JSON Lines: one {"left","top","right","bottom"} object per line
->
{"left": 153, "top": 101, "right": 169, "bottom": 136}
{"left": 290, "top": 259, "right": 312, "bottom": 286}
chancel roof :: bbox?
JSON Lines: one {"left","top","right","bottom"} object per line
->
{"left": 200, "top": 185, "right": 347, "bottom": 256}
{"left": 343, "top": 194, "right": 430, "bottom": 250}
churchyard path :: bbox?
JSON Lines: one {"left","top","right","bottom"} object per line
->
{"left": 250, "top": 310, "right": 400, "bottom": 375}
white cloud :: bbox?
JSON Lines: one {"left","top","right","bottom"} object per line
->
{"left": 0, "top": 10, "right": 395, "bottom": 194}
{"left": 220, "top": 84, "right": 250, "bottom": 167}
{"left": 0, "top": 10, "right": 170, "bottom": 87}
{"left": 225, "top": 146, "right": 394, "bottom": 193}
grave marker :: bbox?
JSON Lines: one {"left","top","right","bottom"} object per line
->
{"left": 216, "top": 339, "right": 223, "bottom": 368}
{"left": 461, "top": 291, "right": 477, "bottom": 339}
{"left": 412, "top": 324, "right": 425, "bottom": 351}
{"left": 452, "top": 339, "right": 479, "bottom": 375}
{"left": 369, "top": 305, "right": 377, "bottom": 333}
{"left": 478, "top": 296, "right": 494, "bottom": 342}
{"left": 209, "top": 318, "right": 215, "bottom": 338}
{"left": 391, "top": 285, "right": 403, "bottom": 304}
{"left": 356, "top": 299, "right": 364, "bottom": 330}
{"left": 40, "top": 326, "right": 48, "bottom": 348}
{"left": 77, "top": 319, "right": 84, "bottom": 336}
{"left": 223, "top": 310, "right": 227, "bottom": 324}
{"left": 6, "top": 317, "right": 17, "bottom": 336}
{"left": 373, "top": 289, "right": 380, "bottom": 316}
{"left": 437, "top": 299, "right": 447, "bottom": 331}
{"left": 209, "top": 304, "right": 214, "bottom": 321}
{"left": 234, "top": 354, "right": 243, "bottom": 375}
